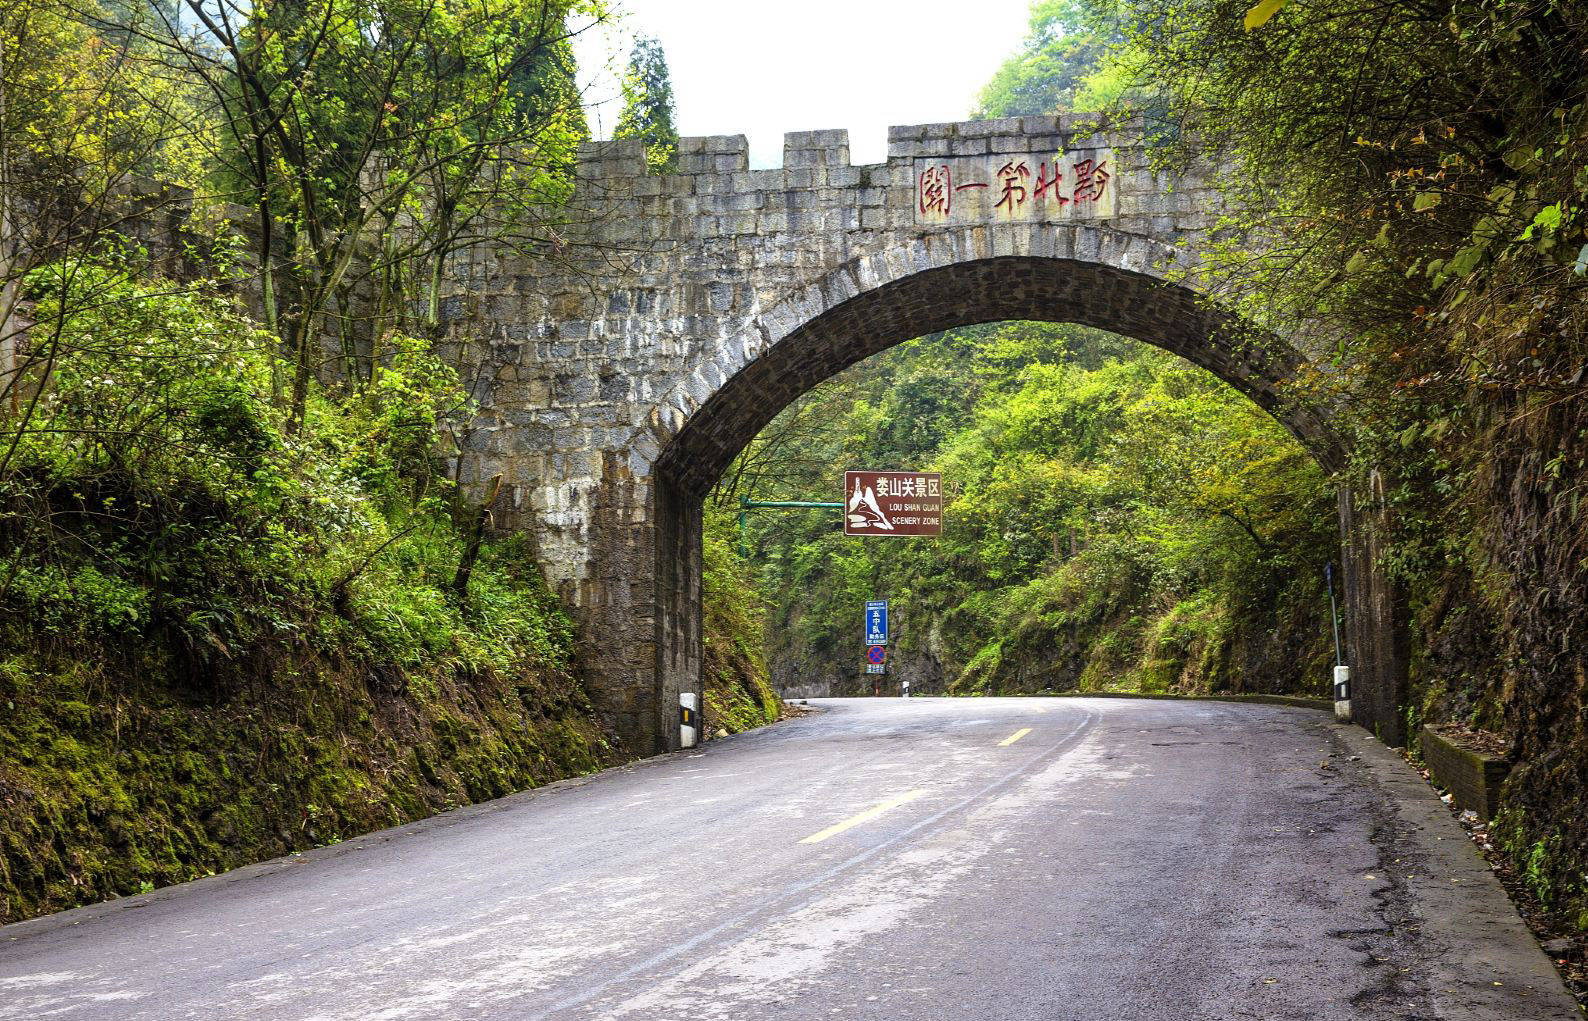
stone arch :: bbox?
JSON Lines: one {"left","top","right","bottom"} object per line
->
{"left": 622, "top": 229, "right": 1388, "bottom": 760}
{"left": 654, "top": 226, "right": 1343, "bottom": 496}
{"left": 455, "top": 123, "right": 1413, "bottom": 758}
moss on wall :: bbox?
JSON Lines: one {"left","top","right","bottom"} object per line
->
{"left": 700, "top": 526, "right": 781, "bottom": 736}
{"left": 0, "top": 651, "right": 616, "bottom": 924}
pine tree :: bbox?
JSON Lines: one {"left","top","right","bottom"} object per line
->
{"left": 613, "top": 35, "right": 678, "bottom": 174}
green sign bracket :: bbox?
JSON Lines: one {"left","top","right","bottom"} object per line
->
{"left": 737, "top": 495, "right": 843, "bottom": 555}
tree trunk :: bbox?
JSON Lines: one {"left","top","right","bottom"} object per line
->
{"left": 452, "top": 474, "right": 503, "bottom": 602}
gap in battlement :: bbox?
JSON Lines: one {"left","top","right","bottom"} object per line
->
{"left": 746, "top": 135, "right": 782, "bottom": 171}
{"left": 848, "top": 129, "right": 889, "bottom": 167}
{"left": 742, "top": 127, "right": 889, "bottom": 170}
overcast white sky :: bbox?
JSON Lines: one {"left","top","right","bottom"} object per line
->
{"left": 572, "top": 1, "right": 1034, "bottom": 169}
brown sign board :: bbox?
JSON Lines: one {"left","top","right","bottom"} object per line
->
{"left": 843, "top": 471, "right": 943, "bottom": 537}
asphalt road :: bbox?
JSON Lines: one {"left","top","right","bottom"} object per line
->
{"left": 0, "top": 697, "right": 1578, "bottom": 1020}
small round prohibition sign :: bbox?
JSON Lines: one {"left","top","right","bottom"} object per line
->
{"left": 867, "top": 645, "right": 887, "bottom": 665}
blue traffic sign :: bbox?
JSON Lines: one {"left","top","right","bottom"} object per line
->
{"left": 865, "top": 600, "right": 889, "bottom": 645}
{"left": 866, "top": 645, "right": 887, "bottom": 665}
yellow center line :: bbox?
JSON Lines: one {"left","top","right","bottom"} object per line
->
{"left": 999, "top": 727, "right": 1033, "bottom": 747}
{"left": 799, "top": 789, "right": 927, "bottom": 844}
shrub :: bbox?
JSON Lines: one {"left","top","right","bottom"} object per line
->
{"left": 0, "top": 260, "right": 571, "bottom": 684}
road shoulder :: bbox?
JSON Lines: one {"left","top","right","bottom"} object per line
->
{"left": 1333, "top": 722, "right": 1582, "bottom": 1018}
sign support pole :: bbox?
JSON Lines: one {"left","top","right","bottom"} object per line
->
{"left": 736, "top": 495, "right": 844, "bottom": 555}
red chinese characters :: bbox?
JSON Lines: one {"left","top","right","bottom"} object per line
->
{"left": 912, "top": 150, "right": 1115, "bottom": 224}
{"left": 1033, "top": 160, "right": 1067, "bottom": 205}
{"left": 918, "top": 164, "right": 951, "bottom": 217}
{"left": 994, "top": 159, "right": 1030, "bottom": 212}
{"left": 1072, "top": 158, "right": 1111, "bottom": 202}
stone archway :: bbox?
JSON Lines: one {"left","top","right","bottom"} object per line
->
{"left": 458, "top": 118, "right": 1407, "bottom": 755}
{"left": 639, "top": 244, "right": 1374, "bottom": 759}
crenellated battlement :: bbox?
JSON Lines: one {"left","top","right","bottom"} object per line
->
{"left": 563, "top": 115, "right": 1204, "bottom": 251}
{"left": 575, "top": 113, "right": 1135, "bottom": 179}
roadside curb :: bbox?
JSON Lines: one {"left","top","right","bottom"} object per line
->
{"left": 1329, "top": 721, "right": 1582, "bottom": 1018}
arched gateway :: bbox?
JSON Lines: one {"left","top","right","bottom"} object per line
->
{"left": 448, "top": 115, "right": 1406, "bottom": 754}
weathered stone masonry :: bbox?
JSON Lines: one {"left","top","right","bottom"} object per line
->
{"left": 443, "top": 114, "right": 1408, "bottom": 755}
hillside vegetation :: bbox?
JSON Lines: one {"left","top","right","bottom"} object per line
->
{"left": 0, "top": 264, "right": 618, "bottom": 922}
{"left": 0, "top": 0, "right": 780, "bottom": 924}
{"left": 0, "top": 259, "right": 774, "bottom": 923}
{"left": 722, "top": 324, "right": 1336, "bottom": 700}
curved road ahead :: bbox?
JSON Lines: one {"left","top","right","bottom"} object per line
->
{"left": 0, "top": 697, "right": 1577, "bottom": 1020}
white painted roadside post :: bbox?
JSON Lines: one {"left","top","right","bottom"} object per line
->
{"left": 680, "top": 692, "right": 699, "bottom": 749}
{"left": 1327, "top": 563, "right": 1351, "bottom": 722}
{"left": 901, "top": 680, "right": 910, "bottom": 698}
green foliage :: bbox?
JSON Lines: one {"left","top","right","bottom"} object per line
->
{"left": 149, "top": 0, "right": 601, "bottom": 417}
{"left": 0, "top": 258, "right": 608, "bottom": 923}
{"left": 701, "top": 513, "right": 781, "bottom": 734}
{"left": 0, "top": 0, "right": 207, "bottom": 192}
{"left": 1, "top": 260, "right": 572, "bottom": 682}
{"left": 975, "top": 0, "right": 1124, "bottom": 116}
{"left": 723, "top": 323, "right": 1335, "bottom": 700}
{"left": 1525, "top": 838, "right": 1557, "bottom": 907}
{"left": 613, "top": 34, "right": 679, "bottom": 174}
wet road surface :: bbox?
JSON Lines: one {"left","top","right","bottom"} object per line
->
{"left": 0, "top": 697, "right": 1576, "bottom": 1020}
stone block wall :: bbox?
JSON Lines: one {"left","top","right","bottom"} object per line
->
{"left": 1339, "top": 474, "right": 1411, "bottom": 747}
{"left": 426, "top": 114, "right": 1393, "bottom": 756}
{"left": 1421, "top": 726, "right": 1511, "bottom": 820}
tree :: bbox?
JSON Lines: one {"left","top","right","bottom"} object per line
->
{"left": 2, "top": 0, "right": 612, "bottom": 653}
{"left": 974, "top": 0, "right": 1123, "bottom": 116}
{"left": 612, "top": 34, "right": 678, "bottom": 174}
{"left": 129, "top": 0, "right": 603, "bottom": 426}
{"left": 1, "top": 0, "right": 203, "bottom": 432}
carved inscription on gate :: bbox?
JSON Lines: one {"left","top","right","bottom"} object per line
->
{"left": 913, "top": 150, "right": 1116, "bottom": 225}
